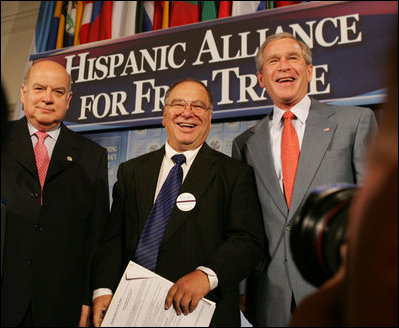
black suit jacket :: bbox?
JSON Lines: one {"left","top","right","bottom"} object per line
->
{"left": 93, "top": 143, "right": 266, "bottom": 326}
{"left": 1, "top": 117, "right": 109, "bottom": 326}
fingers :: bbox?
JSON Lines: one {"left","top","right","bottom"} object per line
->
{"left": 93, "top": 295, "right": 112, "bottom": 327}
{"left": 164, "top": 270, "right": 211, "bottom": 316}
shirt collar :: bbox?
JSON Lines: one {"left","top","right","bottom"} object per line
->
{"left": 27, "top": 120, "right": 61, "bottom": 141}
{"left": 165, "top": 141, "right": 202, "bottom": 166}
{"left": 272, "top": 95, "right": 311, "bottom": 126}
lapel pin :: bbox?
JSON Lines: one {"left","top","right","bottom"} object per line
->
{"left": 67, "top": 156, "right": 73, "bottom": 161}
{"left": 323, "top": 127, "right": 331, "bottom": 132}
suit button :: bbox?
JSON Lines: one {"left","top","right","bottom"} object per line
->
{"left": 30, "top": 192, "right": 40, "bottom": 199}
{"left": 34, "top": 224, "right": 43, "bottom": 231}
{"left": 26, "top": 259, "right": 32, "bottom": 265}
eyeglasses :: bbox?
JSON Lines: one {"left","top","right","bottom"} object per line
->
{"left": 165, "top": 100, "right": 211, "bottom": 116}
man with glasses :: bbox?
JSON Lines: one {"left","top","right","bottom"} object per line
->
{"left": 92, "top": 78, "right": 266, "bottom": 327}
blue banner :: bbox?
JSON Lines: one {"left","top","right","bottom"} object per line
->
{"left": 31, "top": 1, "right": 398, "bottom": 132}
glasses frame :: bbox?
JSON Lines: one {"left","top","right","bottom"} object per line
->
{"left": 165, "top": 100, "right": 212, "bottom": 116}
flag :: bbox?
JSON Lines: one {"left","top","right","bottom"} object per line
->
{"left": 112, "top": 1, "right": 137, "bottom": 38}
{"left": 80, "top": 1, "right": 93, "bottom": 44}
{"left": 232, "top": 1, "right": 267, "bottom": 16}
{"left": 99, "top": 1, "right": 112, "bottom": 41}
{"left": 88, "top": 1, "right": 103, "bottom": 43}
{"left": 64, "top": 1, "right": 78, "bottom": 47}
{"left": 47, "top": 1, "right": 63, "bottom": 50}
{"left": 74, "top": 1, "right": 84, "bottom": 45}
{"left": 142, "top": 1, "right": 163, "bottom": 31}
{"left": 35, "top": 1, "right": 55, "bottom": 53}
{"left": 218, "top": 1, "right": 232, "bottom": 18}
{"left": 170, "top": 1, "right": 199, "bottom": 27}
{"left": 136, "top": 1, "right": 144, "bottom": 34}
{"left": 201, "top": 1, "right": 217, "bottom": 21}
{"left": 56, "top": 1, "right": 68, "bottom": 49}
{"left": 162, "top": 1, "right": 169, "bottom": 29}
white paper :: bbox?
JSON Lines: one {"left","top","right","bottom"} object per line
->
{"left": 101, "top": 261, "right": 216, "bottom": 327}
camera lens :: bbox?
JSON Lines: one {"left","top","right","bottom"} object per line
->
{"left": 290, "top": 183, "right": 357, "bottom": 287}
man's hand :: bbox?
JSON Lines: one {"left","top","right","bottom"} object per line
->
{"left": 239, "top": 295, "right": 246, "bottom": 313}
{"left": 93, "top": 295, "right": 112, "bottom": 327}
{"left": 165, "top": 270, "right": 211, "bottom": 316}
{"left": 79, "top": 305, "right": 91, "bottom": 327}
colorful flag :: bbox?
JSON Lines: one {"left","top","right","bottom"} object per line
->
{"left": 112, "top": 1, "right": 137, "bottom": 38}
{"left": 162, "top": 1, "right": 169, "bottom": 29}
{"left": 74, "top": 1, "right": 84, "bottom": 45}
{"left": 201, "top": 1, "right": 217, "bottom": 21}
{"left": 80, "top": 1, "right": 93, "bottom": 44}
{"left": 232, "top": 1, "right": 267, "bottom": 16}
{"left": 56, "top": 1, "right": 68, "bottom": 49}
{"left": 142, "top": 1, "right": 163, "bottom": 31}
{"left": 99, "top": 1, "right": 112, "bottom": 41}
{"left": 47, "top": 1, "right": 63, "bottom": 50}
{"left": 87, "top": 1, "right": 103, "bottom": 43}
{"left": 170, "top": 1, "right": 199, "bottom": 27}
{"left": 218, "top": 1, "right": 232, "bottom": 18}
{"left": 64, "top": 1, "right": 78, "bottom": 47}
{"left": 35, "top": 1, "right": 55, "bottom": 53}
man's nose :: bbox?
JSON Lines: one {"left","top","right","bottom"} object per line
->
{"left": 278, "top": 58, "right": 290, "bottom": 70}
{"left": 43, "top": 88, "right": 54, "bottom": 103}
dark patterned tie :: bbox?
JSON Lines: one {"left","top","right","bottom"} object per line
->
{"left": 133, "top": 154, "right": 186, "bottom": 270}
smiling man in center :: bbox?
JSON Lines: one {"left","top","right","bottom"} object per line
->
{"left": 92, "top": 78, "right": 266, "bottom": 327}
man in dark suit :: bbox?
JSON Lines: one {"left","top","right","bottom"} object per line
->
{"left": 92, "top": 78, "right": 265, "bottom": 327}
{"left": 1, "top": 60, "right": 109, "bottom": 326}
{"left": 232, "top": 32, "right": 378, "bottom": 327}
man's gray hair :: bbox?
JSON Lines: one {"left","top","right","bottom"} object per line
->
{"left": 255, "top": 32, "right": 312, "bottom": 73}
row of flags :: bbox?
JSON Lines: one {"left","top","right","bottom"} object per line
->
{"left": 34, "top": 1, "right": 303, "bottom": 54}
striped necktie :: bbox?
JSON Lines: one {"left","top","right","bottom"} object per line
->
{"left": 133, "top": 154, "right": 186, "bottom": 271}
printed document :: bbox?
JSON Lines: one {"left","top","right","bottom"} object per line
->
{"left": 101, "top": 261, "right": 216, "bottom": 327}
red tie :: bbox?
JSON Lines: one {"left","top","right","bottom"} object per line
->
{"left": 34, "top": 131, "right": 50, "bottom": 203}
{"left": 281, "top": 111, "right": 300, "bottom": 209}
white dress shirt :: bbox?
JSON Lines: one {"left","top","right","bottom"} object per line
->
{"left": 28, "top": 121, "right": 61, "bottom": 159}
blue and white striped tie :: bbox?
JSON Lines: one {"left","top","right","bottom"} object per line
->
{"left": 133, "top": 154, "right": 186, "bottom": 271}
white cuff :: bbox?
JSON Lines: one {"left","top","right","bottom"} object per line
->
{"left": 196, "top": 266, "right": 219, "bottom": 290}
{"left": 93, "top": 288, "right": 113, "bottom": 301}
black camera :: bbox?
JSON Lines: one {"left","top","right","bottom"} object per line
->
{"left": 290, "top": 183, "right": 357, "bottom": 287}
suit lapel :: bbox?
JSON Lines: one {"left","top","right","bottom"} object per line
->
{"left": 45, "top": 124, "right": 77, "bottom": 184}
{"left": 135, "top": 147, "right": 165, "bottom": 232}
{"left": 246, "top": 115, "right": 287, "bottom": 216}
{"left": 289, "top": 100, "right": 337, "bottom": 216}
{"left": 7, "top": 118, "right": 38, "bottom": 179}
{"left": 162, "top": 144, "right": 219, "bottom": 243}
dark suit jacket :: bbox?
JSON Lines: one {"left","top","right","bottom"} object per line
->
{"left": 93, "top": 143, "right": 266, "bottom": 327}
{"left": 1, "top": 117, "right": 109, "bottom": 326}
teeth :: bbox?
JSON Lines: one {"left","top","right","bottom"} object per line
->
{"left": 178, "top": 123, "right": 195, "bottom": 128}
{"left": 277, "top": 77, "right": 295, "bottom": 83}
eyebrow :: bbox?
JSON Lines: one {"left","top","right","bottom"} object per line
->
{"left": 32, "top": 83, "right": 67, "bottom": 92}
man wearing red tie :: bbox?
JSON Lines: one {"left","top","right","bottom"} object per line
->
{"left": 232, "top": 32, "right": 378, "bottom": 327}
{"left": 1, "top": 60, "right": 109, "bottom": 326}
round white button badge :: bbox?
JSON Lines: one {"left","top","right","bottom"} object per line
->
{"left": 176, "top": 193, "right": 196, "bottom": 212}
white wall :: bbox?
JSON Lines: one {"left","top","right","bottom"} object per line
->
{"left": 1, "top": 1, "right": 41, "bottom": 119}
